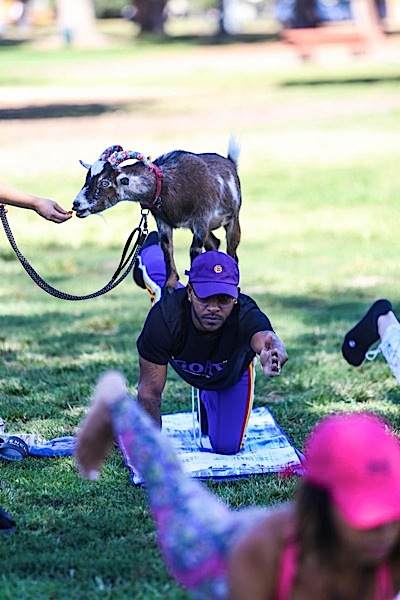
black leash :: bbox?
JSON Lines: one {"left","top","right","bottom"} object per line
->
{"left": 0, "top": 206, "right": 149, "bottom": 301}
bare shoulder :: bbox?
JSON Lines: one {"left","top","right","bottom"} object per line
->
{"left": 242, "top": 502, "right": 294, "bottom": 546}
{"left": 228, "top": 503, "right": 294, "bottom": 600}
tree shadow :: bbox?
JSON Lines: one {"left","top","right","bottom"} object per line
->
{"left": 0, "top": 100, "right": 154, "bottom": 120}
{"left": 281, "top": 73, "right": 400, "bottom": 86}
{"left": 0, "top": 38, "right": 26, "bottom": 47}
{"left": 136, "top": 31, "right": 280, "bottom": 47}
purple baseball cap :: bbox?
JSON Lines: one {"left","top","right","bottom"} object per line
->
{"left": 185, "top": 251, "right": 239, "bottom": 299}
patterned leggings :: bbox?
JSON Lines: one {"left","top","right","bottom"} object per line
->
{"left": 112, "top": 394, "right": 266, "bottom": 600}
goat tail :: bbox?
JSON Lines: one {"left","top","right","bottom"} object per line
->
{"left": 227, "top": 134, "right": 241, "bottom": 168}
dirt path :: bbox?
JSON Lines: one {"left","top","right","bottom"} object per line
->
{"left": 1, "top": 37, "right": 400, "bottom": 178}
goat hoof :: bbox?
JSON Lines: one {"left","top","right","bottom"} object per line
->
{"left": 164, "top": 275, "right": 180, "bottom": 295}
{"left": 164, "top": 285, "right": 177, "bottom": 295}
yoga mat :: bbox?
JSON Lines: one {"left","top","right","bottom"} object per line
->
{"left": 129, "top": 406, "right": 304, "bottom": 484}
{"left": 0, "top": 408, "right": 304, "bottom": 484}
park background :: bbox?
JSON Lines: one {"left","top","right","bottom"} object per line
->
{"left": 1, "top": 1, "right": 400, "bottom": 598}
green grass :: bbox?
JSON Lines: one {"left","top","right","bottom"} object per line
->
{"left": 1, "top": 29, "right": 400, "bottom": 598}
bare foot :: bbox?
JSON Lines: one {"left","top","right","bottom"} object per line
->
{"left": 75, "top": 370, "right": 128, "bottom": 480}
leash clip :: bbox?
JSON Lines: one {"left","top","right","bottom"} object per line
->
{"left": 153, "top": 196, "right": 162, "bottom": 210}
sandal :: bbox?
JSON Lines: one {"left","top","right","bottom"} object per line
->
{"left": 0, "top": 436, "right": 29, "bottom": 461}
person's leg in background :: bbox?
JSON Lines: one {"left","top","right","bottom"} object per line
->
{"left": 374, "top": 309, "right": 400, "bottom": 383}
{"left": 133, "top": 231, "right": 184, "bottom": 303}
{"left": 342, "top": 299, "right": 392, "bottom": 366}
{"left": 342, "top": 299, "right": 400, "bottom": 383}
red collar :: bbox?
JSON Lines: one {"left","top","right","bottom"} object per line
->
{"left": 140, "top": 163, "right": 163, "bottom": 210}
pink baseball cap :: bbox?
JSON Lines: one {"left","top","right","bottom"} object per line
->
{"left": 185, "top": 251, "right": 239, "bottom": 299}
{"left": 305, "top": 412, "right": 400, "bottom": 529}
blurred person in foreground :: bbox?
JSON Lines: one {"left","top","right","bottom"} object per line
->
{"left": 76, "top": 369, "right": 400, "bottom": 600}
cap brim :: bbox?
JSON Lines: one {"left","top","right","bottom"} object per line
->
{"left": 334, "top": 487, "right": 400, "bottom": 529}
{"left": 192, "top": 282, "right": 238, "bottom": 299}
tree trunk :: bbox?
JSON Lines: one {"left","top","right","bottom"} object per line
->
{"left": 134, "top": 0, "right": 166, "bottom": 34}
{"left": 55, "top": 0, "right": 101, "bottom": 46}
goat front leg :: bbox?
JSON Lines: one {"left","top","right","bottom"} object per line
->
{"left": 225, "top": 216, "right": 241, "bottom": 263}
{"left": 158, "top": 226, "right": 179, "bottom": 293}
{"left": 189, "top": 229, "right": 207, "bottom": 264}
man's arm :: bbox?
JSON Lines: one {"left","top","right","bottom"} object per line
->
{"left": 251, "top": 331, "right": 288, "bottom": 377}
{"left": 137, "top": 355, "right": 168, "bottom": 427}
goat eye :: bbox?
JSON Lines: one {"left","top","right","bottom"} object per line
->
{"left": 100, "top": 180, "right": 110, "bottom": 188}
{"left": 120, "top": 177, "right": 129, "bottom": 185}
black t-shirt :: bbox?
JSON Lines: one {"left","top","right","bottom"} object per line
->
{"left": 136, "top": 288, "right": 274, "bottom": 390}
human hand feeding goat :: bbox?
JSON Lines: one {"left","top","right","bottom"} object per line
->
{"left": 72, "top": 138, "right": 242, "bottom": 293}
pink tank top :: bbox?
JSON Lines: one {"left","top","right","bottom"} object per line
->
{"left": 276, "top": 541, "right": 395, "bottom": 600}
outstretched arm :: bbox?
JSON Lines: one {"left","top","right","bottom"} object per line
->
{"left": 251, "top": 331, "right": 288, "bottom": 377}
{"left": 0, "top": 180, "right": 72, "bottom": 223}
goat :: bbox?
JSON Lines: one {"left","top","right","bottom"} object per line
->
{"left": 72, "top": 138, "right": 242, "bottom": 292}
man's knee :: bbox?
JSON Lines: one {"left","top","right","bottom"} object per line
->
{"left": 208, "top": 435, "right": 241, "bottom": 455}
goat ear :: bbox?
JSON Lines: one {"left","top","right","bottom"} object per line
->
{"left": 79, "top": 160, "right": 91, "bottom": 170}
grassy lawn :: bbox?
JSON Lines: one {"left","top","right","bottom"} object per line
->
{"left": 1, "top": 24, "right": 400, "bottom": 598}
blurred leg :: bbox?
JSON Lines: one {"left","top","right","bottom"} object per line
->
{"left": 113, "top": 394, "right": 242, "bottom": 599}
{"left": 76, "top": 371, "right": 265, "bottom": 599}
{"left": 379, "top": 323, "right": 400, "bottom": 384}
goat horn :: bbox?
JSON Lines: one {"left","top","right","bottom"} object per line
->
{"left": 108, "top": 150, "right": 152, "bottom": 168}
{"left": 79, "top": 160, "right": 91, "bottom": 170}
{"left": 100, "top": 145, "right": 124, "bottom": 161}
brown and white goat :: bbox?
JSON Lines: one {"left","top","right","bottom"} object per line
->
{"left": 72, "top": 138, "right": 242, "bottom": 292}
